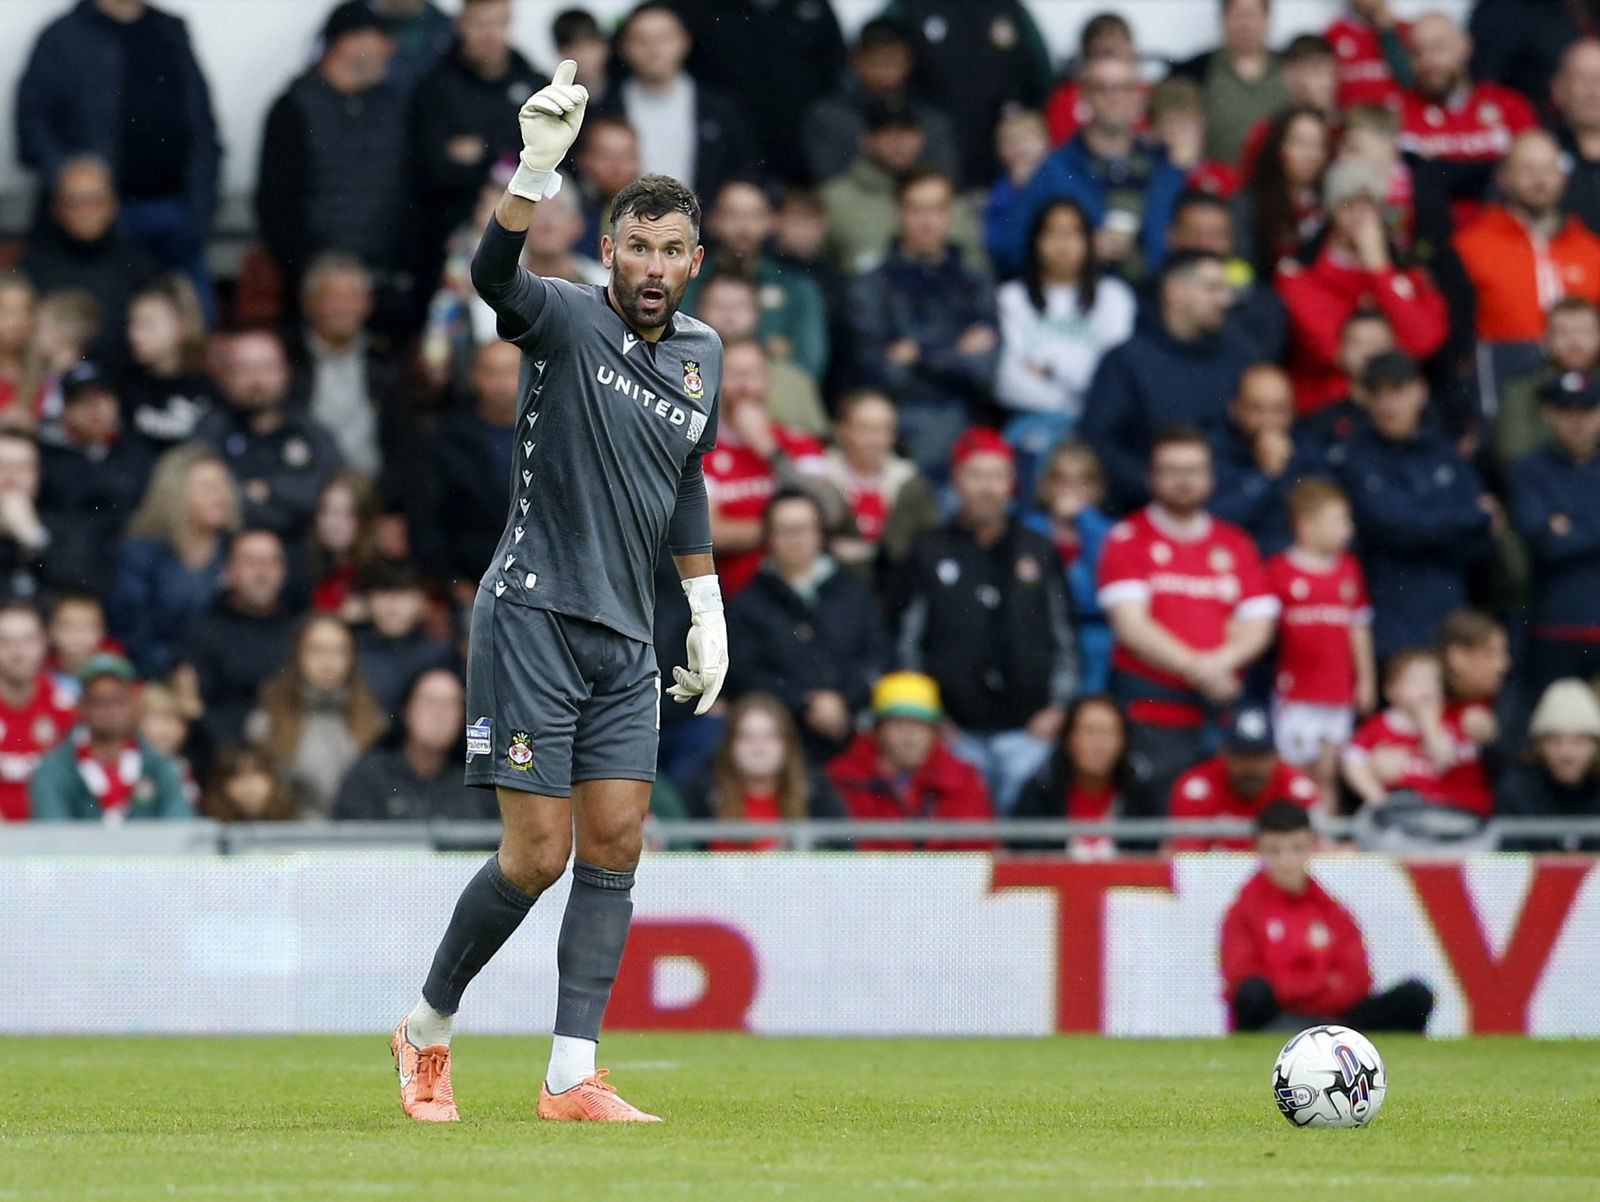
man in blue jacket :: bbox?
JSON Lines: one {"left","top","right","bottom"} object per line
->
{"left": 1336, "top": 352, "right": 1495, "bottom": 661}
{"left": 15, "top": 0, "right": 220, "bottom": 309}
{"left": 1001, "top": 54, "right": 1185, "bottom": 279}
{"left": 1511, "top": 368, "right": 1600, "bottom": 690}
{"left": 1082, "top": 249, "right": 1255, "bottom": 513}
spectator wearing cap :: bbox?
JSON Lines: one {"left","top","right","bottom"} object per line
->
{"left": 1208, "top": 363, "right": 1326, "bottom": 558}
{"left": 38, "top": 361, "right": 155, "bottom": 596}
{"left": 1498, "top": 678, "right": 1600, "bottom": 852}
{"left": 195, "top": 330, "right": 343, "bottom": 546}
{"left": 1511, "top": 367, "right": 1600, "bottom": 689}
{"left": 256, "top": 3, "right": 409, "bottom": 304}
{"left": 1097, "top": 428, "right": 1278, "bottom": 823}
{"left": 895, "top": 430, "right": 1074, "bottom": 812}
{"left": 849, "top": 168, "right": 999, "bottom": 480}
{"left": 1082, "top": 249, "right": 1252, "bottom": 513}
{"left": 821, "top": 100, "right": 985, "bottom": 278}
{"left": 803, "top": 16, "right": 961, "bottom": 186}
{"left": 409, "top": 0, "right": 547, "bottom": 283}
{"left": 1168, "top": 0, "right": 1288, "bottom": 167}
{"left": 689, "top": 179, "right": 829, "bottom": 382}
{"left": 1335, "top": 351, "right": 1494, "bottom": 660}
{"left": 336, "top": 667, "right": 493, "bottom": 820}
{"left": 1277, "top": 157, "right": 1450, "bottom": 417}
{"left": 725, "top": 490, "right": 888, "bottom": 765}
{"left": 1166, "top": 707, "right": 1320, "bottom": 852}
{"left": 1495, "top": 298, "right": 1600, "bottom": 473}
{"left": 29, "top": 653, "right": 191, "bottom": 821}
{"left": 14, "top": 0, "right": 220, "bottom": 308}
{"left": 825, "top": 671, "right": 995, "bottom": 849}
{"left": 1453, "top": 131, "right": 1600, "bottom": 400}
{"left": 1005, "top": 53, "right": 1186, "bottom": 281}
{"left": 597, "top": 2, "right": 754, "bottom": 206}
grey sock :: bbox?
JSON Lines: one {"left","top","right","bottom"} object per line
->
{"left": 421, "top": 854, "right": 542, "bottom": 1016}
{"left": 553, "top": 860, "right": 635, "bottom": 1041}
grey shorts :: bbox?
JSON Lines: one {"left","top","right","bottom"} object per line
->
{"left": 463, "top": 590, "right": 660, "bottom": 797}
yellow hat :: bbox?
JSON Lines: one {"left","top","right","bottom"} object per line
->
{"left": 871, "top": 671, "right": 942, "bottom": 723}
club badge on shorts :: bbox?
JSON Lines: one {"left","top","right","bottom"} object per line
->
{"left": 507, "top": 730, "right": 534, "bottom": 771}
{"left": 682, "top": 360, "right": 704, "bottom": 399}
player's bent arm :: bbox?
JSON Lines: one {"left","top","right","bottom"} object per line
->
{"left": 1105, "top": 599, "right": 1199, "bottom": 681}
{"left": 469, "top": 215, "right": 547, "bottom": 332}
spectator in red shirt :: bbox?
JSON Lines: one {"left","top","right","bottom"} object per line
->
{"left": 1222, "top": 801, "right": 1435, "bottom": 1032}
{"left": 306, "top": 468, "right": 381, "bottom": 623}
{"left": 1267, "top": 478, "right": 1376, "bottom": 805}
{"left": 1277, "top": 158, "right": 1450, "bottom": 415}
{"left": 826, "top": 671, "right": 993, "bottom": 849}
{"left": 686, "top": 693, "right": 846, "bottom": 850}
{"left": 1010, "top": 693, "right": 1132, "bottom": 859}
{"left": 1342, "top": 648, "right": 1493, "bottom": 817}
{"left": 1097, "top": 427, "right": 1279, "bottom": 823}
{"left": 1167, "top": 707, "right": 1320, "bottom": 852}
{"left": 1325, "top": 0, "right": 1412, "bottom": 110}
{"left": 1398, "top": 11, "right": 1539, "bottom": 239}
{"left": 0, "top": 601, "right": 76, "bottom": 821}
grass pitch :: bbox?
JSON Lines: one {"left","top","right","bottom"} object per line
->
{"left": 3, "top": 1034, "right": 1597, "bottom": 1201}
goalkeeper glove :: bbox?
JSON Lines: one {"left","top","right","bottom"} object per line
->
{"left": 667, "top": 575, "right": 728, "bottom": 716}
{"left": 509, "top": 58, "right": 588, "bottom": 203}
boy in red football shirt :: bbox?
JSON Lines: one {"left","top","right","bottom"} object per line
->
{"left": 1222, "top": 802, "right": 1434, "bottom": 1032}
{"left": 1268, "top": 478, "right": 1376, "bottom": 806}
{"left": 1341, "top": 648, "right": 1493, "bottom": 816}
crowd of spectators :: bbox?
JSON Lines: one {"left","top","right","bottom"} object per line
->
{"left": 4, "top": 0, "right": 1600, "bottom": 857}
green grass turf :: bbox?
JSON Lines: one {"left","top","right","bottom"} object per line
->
{"left": 3, "top": 1035, "right": 1598, "bottom": 1201}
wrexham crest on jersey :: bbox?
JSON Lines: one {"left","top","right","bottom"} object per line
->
{"left": 507, "top": 730, "right": 534, "bottom": 771}
{"left": 682, "top": 360, "right": 704, "bottom": 399}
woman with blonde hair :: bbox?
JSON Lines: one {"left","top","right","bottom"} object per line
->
{"left": 687, "top": 692, "right": 845, "bottom": 849}
{"left": 109, "top": 443, "right": 240, "bottom": 677}
{"left": 248, "top": 613, "right": 387, "bottom": 819}
{"left": 122, "top": 274, "right": 215, "bottom": 445}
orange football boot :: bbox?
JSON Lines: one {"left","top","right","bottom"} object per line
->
{"left": 390, "top": 1019, "right": 461, "bottom": 1122}
{"left": 537, "top": 1069, "right": 662, "bottom": 1122}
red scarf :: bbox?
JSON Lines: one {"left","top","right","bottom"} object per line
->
{"left": 75, "top": 732, "right": 143, "bottom": 819}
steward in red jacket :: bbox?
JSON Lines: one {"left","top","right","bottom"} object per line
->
{"left": 826, "top": 671, "right": 994, "bottom": 849}
{"left": 1219, "top": 802, "right": 1434, "bottom": 1031}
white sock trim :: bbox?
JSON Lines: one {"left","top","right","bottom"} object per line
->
{"left": 545, "top": 1033, "right": 598, "bottom": 1093}
{"left": 405, "top": 998, "right": 453, "bottom": 1049}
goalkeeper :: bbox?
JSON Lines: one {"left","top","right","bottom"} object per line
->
{"left": 390, "top": 61, "right": 727, "bottom": 1124}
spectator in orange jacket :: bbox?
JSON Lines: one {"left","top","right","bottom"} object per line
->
{"left": 1221, "top": 802, "right": 1435, "bottom": 1032}
{"left": 1454, "top": 131, "right": 1600, "bottom": 348}
{"left": 826, "top": 671, "right": 993, "bottom": 849}
{"left": 1277, "top": 157, "right": 1449, "bottom": 416}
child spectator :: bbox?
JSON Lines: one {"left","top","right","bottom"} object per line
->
{"left": 353, "top": 559, "right": 455, "bottom": 724}
{"left": 1340, "top": 104, "right": 1415, "bottom": 254}
{"left": 1147, "top": 78, "right": 1237, "bottom": 199}
{"left": 31, "top": 289, "right": 100, "bottom": 431}
{"left": 139, "top": 680, "right": 199, "bottom": 813}
{"left": 1498, "top": 679, "right": 1600, "bottom": 852}
{"left": 306, "top": 468, "right": 382, "bottom": 622}
{"left": 121, "top": 274, "right": 214, "bottom": 448}
{"left": 685, "top": 693, "right": 846, "bottom": 851}
{"left": 45, "top": 591, "right": 112, "bottom": 706}
{"left": 1023, "top": 440, "right": 1116, "bottom": 693}
{"left": 110, "top": 445, "right": 239, "bottom": 679}
{"left": 247, "top": 614, "right": 387, "bottom": 821}
{"left": 205, "top": 742, "right": 295, "bottom": 822}
{"left": 0, "top": 601, "right": 76, "bottom": 821}
{"left": 984, "top": 109, "right": 1052, "bottom": 269}
{"left": 1221, "top": 801, "right": 1434, "bottom": 1032}
{"left": 995, "top": 199, "right": 1137, "bottom": 469}
{"left": 0, "top": 274, "right": 42, "bottom": 426}
{"left": 1167, "top": 707, "right": 1320, "bottom": 852}
{"left": 1267, "top": 479, "right": 1376, "bottom": 804}
{"left": 1342, "top": 648, "right": 1493, "bottom": 817}
{"left": 1010, "top": 694, "right": 1132, "bottom": 859}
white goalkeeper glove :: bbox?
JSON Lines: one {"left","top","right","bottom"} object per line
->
{"left": 509, "top": 58, "right": 588, "bottom": 203}
{"left": 667, "top": 575, "right": 728, "bottom": 716}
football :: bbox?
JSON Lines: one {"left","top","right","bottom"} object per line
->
{"left": 1271, "top": 1025, "right": 1387, "bottom": 1128}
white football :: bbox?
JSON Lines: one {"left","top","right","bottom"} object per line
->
{"left": 1272, "top": 1025, "right": 1387, "bottom": 1128}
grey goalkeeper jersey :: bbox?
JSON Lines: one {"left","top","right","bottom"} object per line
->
{"left": 473, "top": 222, "right": 721, "bottom": 644}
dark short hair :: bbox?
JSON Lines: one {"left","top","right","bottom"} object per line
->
{"left": 1173, "top": 188, "right": 1230, "bottom": 222}
{"left": 1256, "top": 800, "right": 1311, "bottom": 835}
{"left": 1080, "top": 12, "right": 1133, "bottom": 57}
{"left": 1438, "top": 608, "right": 1503, "bottom": 654}
{"left": 895, "top": 165, "right": 952, "bottom": 203}
{"left": 1151, "top": 424, "right": 1212, "bottom": 458}
{"left": 619, "top": 1, "right": 681, "bottom": 39}
{"left": 552, "top": 7, "right": 603, "bottom": 46}
{"left": 357, "top": 557, "right": 424, "bottom": 594}
{"left": 1341, "top": 308, "right": 1393, "bottom": 337}
{"left": 698, "top": 269, "right": 757, "bottom": 297}
{"left": 610, "top": 173, "right": 702, "bottom": 244}
{"left": 1284, "top": 33, "right": 1335, "bottom": 64}
{"left": 856, "top": 15, "right": 913, "bottom": 51}
{"left": 762, "top": 488, "right": 824, "bottom": 535}
{"left": 1159, "top": 247, "right": 1226, "bottom": 286}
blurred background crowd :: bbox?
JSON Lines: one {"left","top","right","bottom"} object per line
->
{"left": 2, "top": 0, "right": 1599, "bottom": 855}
